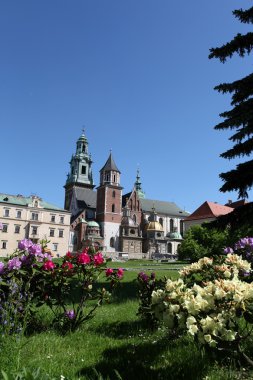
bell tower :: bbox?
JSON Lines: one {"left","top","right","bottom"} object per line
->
{"left": 64, "top": 130, "right": 95, "bottom": 211}
{"left": 96, "top": 151, "right": 122, "bottom": 251}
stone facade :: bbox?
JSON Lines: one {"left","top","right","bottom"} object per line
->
{"left": 0, "top": 194, "right": 71, "bottom": 257}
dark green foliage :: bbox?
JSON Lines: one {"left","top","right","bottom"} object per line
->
{"left": 209, "top": 6, "right": 253, "bottom": 199}
{"left": 177, "top": 225, "right": 228, "bottom": 261}
{"left": 136, "top": 271, "right": 167, "bottom": 329}
{"left": 207, "top": 202, "right": 253, "bottom": 246}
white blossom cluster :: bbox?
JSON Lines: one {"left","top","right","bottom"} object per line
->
{"left": 179, "top": 254, "right": 251, "bottom": 280}
{"left": 152, "top": 256, "right": 253, "bottom": 348}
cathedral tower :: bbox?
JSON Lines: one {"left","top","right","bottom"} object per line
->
{"left": 64, "top": 131, "right": 95, "bottom": 211}
{"left": 96, "top": 152, "right": 122, "bottom": 251}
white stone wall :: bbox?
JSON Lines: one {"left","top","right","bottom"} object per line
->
{"left": 0, "top": 203, "right": 71, "bottom": 257}
{"left": 100, "top": 221, "right": 120, "bottom": 252}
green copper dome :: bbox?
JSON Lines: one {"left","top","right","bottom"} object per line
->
{"left": 167, "top": 231, "right": 182, "bottom": 240}
{"left": 87, "top": 221, "right": 100, "bottom": 228}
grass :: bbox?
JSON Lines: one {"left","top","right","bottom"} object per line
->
{"left": 1, "top": 263, "right": 253, "bottom": 380}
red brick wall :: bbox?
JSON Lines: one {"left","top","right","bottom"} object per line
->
{"left": 96, "top": 186, "right": 122, "bottom": 223}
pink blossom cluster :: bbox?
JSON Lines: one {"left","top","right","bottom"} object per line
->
{"left": 106, "top": 267, "right": 124, "bottom": 279}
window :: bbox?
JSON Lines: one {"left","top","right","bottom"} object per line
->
{"left": 53, "top": 243, "right": 58, "bottom": 252}
{"left": 170, "top": 219, "right": 174, "bottom": 232}
{"left": 112, "top": 190, "right": 116, "bottom": 198}
{"left": 49, "top": 229, "right": 55, "bottom": 237}
{"left": 133, "top": 214, "right": 137, "bottom": 224}
{"left": 59, "top": 230, "right": 64, "bottom": 238}
{"left": 180, "top": 220, "right": 184, "bottom": 235}
{"left": 15, "top": 225, "right": 20, "bottom": 234}
{"left": 81, "top": 165, "right": 86, "bottom": 175}
{"left": 2, "top": 241, "right": 7, "bottom": 249}
{"left": 112, "top": 204, "right": 115, "bottom": 213}
{"left": 60, "top": 216, "right": 64, "bottom": 224}
{"left": 16, "top": 210, "right": 22, "bottom": 218}
{"left": 31, "top": 213, "right": 38, "bottom": 221}
{"left": 2, "top": 224, "right": 8, "bottom": 233}
{"left": 31, "top": 226, "right": 38, "bottom": 235}
{"left": 4, "top": 209, "right": 10, "bottom": 217}
{"left": 167, "top": 243, "right": 172, "bottom": 254}
{"left": 51, "top": 215, "right": 56, "bottom": 223}
{"left": 110, "top": 237, "right": 115, "bottom": 248}
{"left": 159, "top": 218, "right": 163, "bottom": 227}
{"left": 34, "top": 200, "right": 38, "bottom": 207}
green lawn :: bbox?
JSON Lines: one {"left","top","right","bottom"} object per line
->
{"left": 1, "top": 265, "right": 253, "bottom": 380}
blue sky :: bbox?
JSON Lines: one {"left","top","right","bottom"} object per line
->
{"left": 0, "top": 0, "right": 252, "bottom": 213}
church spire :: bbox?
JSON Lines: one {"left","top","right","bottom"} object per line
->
{"left": 134, "top": 168, "right": 145, "bottom": 198}
{"left": 99, "top": 151, "right": 121, "bottom": 186}
{"left": 65, "top": 130, "right": 94, "bottom": 189}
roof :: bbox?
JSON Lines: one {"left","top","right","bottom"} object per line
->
{"left": 74, "top": 188, "right": 97, "bottom": 209}
{"left": 100, "top": 152, "right": 120, "bottom": 173}
{"left": 0, "top": 193, "right": 68, "bottom": 212}
{"left": 87, "top": 220, "right": 100, "bottom": 228}
{"left": 140, "top": 198, "right": 189, "bottom": 217}
{"left": 146, "top": 221, "right": 163, "bottom": 231}
{"left": 184, "top": 201, "right": 234, "bottom": 222}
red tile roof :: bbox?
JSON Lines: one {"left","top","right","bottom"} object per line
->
{"left": 185, "top": 201, "right": 234, "bottom": 221}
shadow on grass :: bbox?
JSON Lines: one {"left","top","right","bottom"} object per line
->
{"left": 91, "top": 319, "right": 146, "bottom": 339}
{"left": 77, "top": 335, "right": 208, "bottom": 380}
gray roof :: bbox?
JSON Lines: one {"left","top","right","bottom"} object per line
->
{"left": 74, "top": 188, "right": 97, "bottom": 209}
{"left": 140, "top": 198, "right": 189, "bottom": 217}
{"left": 0, "top": 193, "right": 68, "bottom": 212}
{"left": 100, "top": 153, "right": 120, "bottom": 173}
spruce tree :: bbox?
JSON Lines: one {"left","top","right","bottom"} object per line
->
{"left": 209, "top": 6, "right": 253, "bottom": 199}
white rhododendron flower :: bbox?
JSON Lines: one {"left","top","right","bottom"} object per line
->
{"left": 151, "top": 253, "right": 253, "bottom": 349}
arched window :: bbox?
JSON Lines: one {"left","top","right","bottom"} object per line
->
{"left": 159, "top": 217, "right": 163, "bottom": 227}
{"left": 170, "top": 219, "right": 174, "bottom": 232}
{"left": 133, "top": 214, "right": 137, "bottom": 224}
{"left": 167, "top": 243, "right": 172, "bottom": 254}
{"left": 112, "top": 204, "right": 115, "bottom": 212}
{"left": 112, "top": 190, "right": 116, "bottom": 198}
{"left": 110, "top": 237, "right": 115, "bottom": 248}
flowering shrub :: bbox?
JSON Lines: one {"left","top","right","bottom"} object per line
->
{"left": 0, "top": 241, "right": 123, "bottom": 335}
{"left": 137, "top": 271, "right": 167, "bottom": 328}
{"left": 179, "top": 253, "right": 251, "bottom": 286}
{"left": 224, "top": 237, "right": 253, "bottom": 280}
{"left": 151, "top": 238, "right": 253, "bottom": 361}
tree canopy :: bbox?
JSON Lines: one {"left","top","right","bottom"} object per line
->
{"left": 209, "top": 6, "right": 253, "bottom": 199}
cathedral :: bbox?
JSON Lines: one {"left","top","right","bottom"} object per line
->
{"left": 64, "top": 132, "right": 189, "bottom": 259}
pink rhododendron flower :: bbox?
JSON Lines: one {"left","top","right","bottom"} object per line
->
{"left": 8, "top": 257, "right": 22, "bottom": 270}
{"left": 77, "top": 252, "right": 91, "bottom": 265}
{"left": 18, "top": 239, "right": 33, "bottom": 251}
{"left": 93, "top": 253, "right": 104, "bottom": 266}
{"left": 117, "top": 268, "right": 124, "bottom": 279}
{"left": 105, "top": 268, "right": 114, "bottom": 277}
{"left": 65, "top": 309, "right": 75, "bottom": 319}
{"left": 29, "top": 244, "right": 42, "bottom": 255}
{"left": 0, "top": 261, "right": 5, "bottom": 274}
{"left": 65, "top": 251, "right": 73, "bottom": 259}
{"left": 42, "top": 260, "right": 55, "bottom": 271}
{"left": 62, "top": 262, "right": 74, "bottom": 271}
